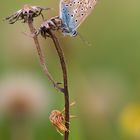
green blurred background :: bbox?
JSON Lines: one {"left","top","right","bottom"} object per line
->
{"left": 0, "top": 0, "right": 140, "bottom": 140}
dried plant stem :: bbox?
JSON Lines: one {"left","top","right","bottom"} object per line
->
{"left": 28, "top": 20, "right": 70, "bottom": 140}
{"left": 48, "top": 30, "right": 70, "bottom": 140}
{"left": 27, "top": 20, "right": 63, "bottom": 92}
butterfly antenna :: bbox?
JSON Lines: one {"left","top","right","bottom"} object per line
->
{"left": 77, "top": 32, "right": 92, "bottom": 47}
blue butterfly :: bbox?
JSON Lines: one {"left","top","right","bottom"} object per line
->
{"left": 59, "top": 0, "right": 97, "bottom": 37}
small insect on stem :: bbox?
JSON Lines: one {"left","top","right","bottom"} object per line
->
{"left": 49, "top": 110, "right": 68, "bottom": 136}
{"left": 49, "top": 102, "right": 76, "bottom": 136}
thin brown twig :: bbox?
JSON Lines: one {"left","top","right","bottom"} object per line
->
{"left": 48, "top": 30, "right": 70, "bottom": 140}
{"left": 27, "top": 20, "right": 63, "bottom": 92}
{"left": 28, "top": 19, "right": 70, "bottom": 140}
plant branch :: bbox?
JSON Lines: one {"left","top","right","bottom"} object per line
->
{"left": 28, "top": 20, "right": 70, "bottom": 140}
{"left": 48, "top": 30, "right": 70, "bottom": 140}
{"left": 27, "top": 20, "right": 63, "bottom": 92}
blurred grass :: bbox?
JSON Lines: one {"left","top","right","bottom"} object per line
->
{"left": 0, "top": 0, "right": 140, "bottom": 140}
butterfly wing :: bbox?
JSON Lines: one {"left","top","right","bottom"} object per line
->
{"left": 60, "top": 0, "right": 77, "bottom": 35}
{"left": 60, "top": 0, "right": 97, "bottom": 34}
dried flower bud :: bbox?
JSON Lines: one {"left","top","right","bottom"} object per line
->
{"left": 5, "top": 4, "right": 50, "bottom": 24}
{"left": 37, "top": 16, "right": 62, "bottom": 38}
{"left": 49, "top": 110, "right": 68, "bottom": 135}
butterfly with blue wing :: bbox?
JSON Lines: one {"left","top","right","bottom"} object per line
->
{"left": 60, "top": 0, "right": 97, "bottom": 37}
{"left": 37, "top": 0, "right": 98, "bottom": 38}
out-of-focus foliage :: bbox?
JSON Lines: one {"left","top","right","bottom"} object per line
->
{"left": 0, "top": 0, "right": 140, "bottom": 140}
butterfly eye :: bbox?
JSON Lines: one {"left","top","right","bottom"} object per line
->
{"left": 72, "top": 31, "right": 77, "bottom": 37}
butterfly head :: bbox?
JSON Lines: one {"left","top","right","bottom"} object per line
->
{"left": 71, "top": 30, "right": 77, "bottom": 37}
{"left": 62, "top": 28, "right": 77, "bottom": 37}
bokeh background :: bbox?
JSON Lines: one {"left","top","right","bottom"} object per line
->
{"left": 0, "top": 0, "right": 140, "bottom": 140}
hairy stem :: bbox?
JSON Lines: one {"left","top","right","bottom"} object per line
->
{"left": 48, "top": 30, "right": 70, "bottom": 140}
{"left": 27, "top": 20, "right": 63, "bottom": 92}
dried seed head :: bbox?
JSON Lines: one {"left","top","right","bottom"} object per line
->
{"left": 37, "top": 16, "right": 62, "bottom": 38}
{"left": 5, "top": 4, "right": 50, "bottom": 24}
{"left": 49, "top": 110, "right": 68, "bottom": 135}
